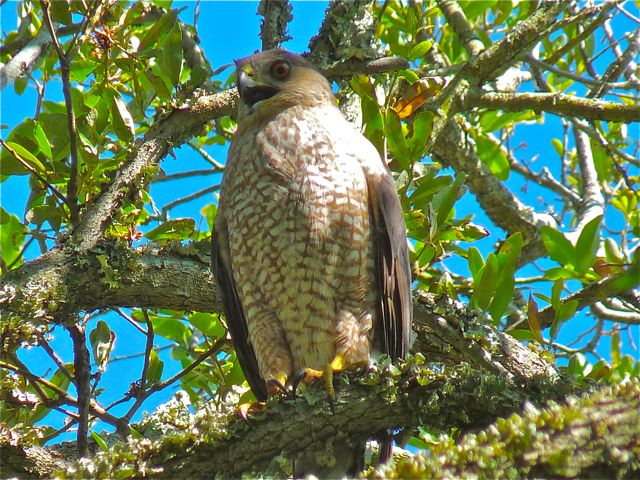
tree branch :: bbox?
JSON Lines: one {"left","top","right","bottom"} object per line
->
{"left": 463, "top": 89, "right": 640, "bottom": 123}
{"left": 0, "top": 242, "right": 560, "bottom": 384}
{"left": 258, "top": 0, "right": 293, "bottom": 51}
{"left": 371, "top": 380, "right": 640, "bottom": 479}
{"left": 56, "top": 361, "right": 569, "bottom": 479}
{"left": 438, "top": 0, "right": 484, "bottom": 57}
{"left": 40, "top": 0, "right": 81, "bottom": 225}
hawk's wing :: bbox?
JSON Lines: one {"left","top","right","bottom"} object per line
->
{"left": 366, "top": 170, "right": 413, "bottom": 360}
{"left": 211, "top": 216, "right": 268, "bottom": 401}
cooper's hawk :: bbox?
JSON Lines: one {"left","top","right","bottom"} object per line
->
{"left": 212, "top": 49, "right": 412, "bottom": 474}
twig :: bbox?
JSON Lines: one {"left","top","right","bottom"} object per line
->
{"left": 187, "top": 141, "right": 226, "bottom": 169}
{"left": 0, "top": 138, "right": 70, "bottom": 209}
{"left": 588, "top": 28, "right": 640, "bottom": 98}
{"left": 121, "top": 337, "right": 226, "bottom": 422}
{"left": 108, "top": 343, "right": 175, "bottom": 364}
{"left": 140, "top": 309, "right": 154, "bottom": 394}
{"left": 538, "top": 270, "right": 640, "bottom": 328}
{"left": 525, "top": 54, "right": 639, "bottom": 90}
{"left": 114, "top": 307, "right": 148, "bottom": 335}
{"left": 152, "top": 168, "right": 221, "bottom": 184}
{"left": 566, "top": 122, "right": 605, "bottom": 241}
{"left": 40, "top": 0, "right": 80, "bottom": 225}
{"left": 161, "top": 184, "right": 220, "bottom": 215}
{"left": 0, "top": 359, "right": 128, "bottom": 434}
{"left": 543, "top": 1, "right": 614, "bottom": 65}
{"left": 67, "top": 323, "right": 91, "bottom": 457}
{"left": 38, "top": 333, "right": 75, "bottom": 384}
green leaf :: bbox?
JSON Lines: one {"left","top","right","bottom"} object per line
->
{"left": 557, "top": 299, "right": 579, "bottom": 322}
{"left": 408, "top": 40, "right": 433, "bottom": 61}
{"left": 526, "top": 294, "right": 544, "bottom": 344}
{"left": 408, "top": 111, "right": 434, "bottom": 158}
{"left": 0, "top": 209, "right": 27, "bottom": 269}
{"left": 461, "top": 0, "right": 494, "bottom": 20}
{"left": 575, "top": 215, "right": 602, "bottom": 273}
{"left": 91, "top": 431, "right": 109, "bottom": 452}
{"left": 472, "top": 253, "right": 498, "bottom": 311}
{"left": 160, "top": 25, "right": 183, "bottom": 87}
{"left": 476, "top": 135, "right": 510, "bottom": 180}
{"left": 508, "top": 328, "right": 539, "bottom": 342}
{"left": 201, "top": 203, "right": 217, "bottom": 231}
{"left": 3, "top": 141, "right": 47, "bottom": 173}
{"left": 433, "top": 173, "right": 466, "bottom": 227}
{"left": 541, "top": 226, "right": 575, "bottom": 266}
{"left": 396, "top": 69, "right": 420, "bottom": 84}
{"left": 409, "top": 174, "right": 451, "bottom": 206}
{"left": 497, "top": 232, "right": 523, "bottom": 268}
{"left": 488, "top": 234, "right": 522, "bottom": 322}
{"left": 70, "top": 60, "right": 99, "bottom": 83}
{"left": 604, "top": 238, "right": 625, "bottom": 264}
{"left": 567, "top": 352, "right": 590, "bottom": 377}
{"left": 551, "top": 138, "right": 564, "bottom": 156}
{"left": 188, "top": 312, "right": 225, "bottom": 338}
{"left": 110, "top": 94, "right": 135, "bottom": 142}
{"left": 384, "top": 109, "right": 411, "bottom": 170}
{"left": 50, "top": 0, "right": 72, "bottom": 24}
{"left": 152, "top": 316, "right": 191, "bottom": 346}
{"left": 551, "top": 279, "right": 564, "bottom": 312}
{"left": 26, "top": 119, "right": 53, "bottom": 160}
{"left": 138, "top": 10, "right": 178, "bottom": 52}
{"left": 147, "top": 350, "right": 164, "bottom": 385}
{"left": 144, "top": 218, "right": 196, "bottom": 242}
{"left": 467, "top": 247, "right": 484, "bottom": 282}
{"left": 489, "top": 266, "right": 515, "bottom": 322}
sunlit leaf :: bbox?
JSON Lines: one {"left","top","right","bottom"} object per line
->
{"left": 575, "top": 215, "right": 602, "bottom": 273}
{"left": 144, "top": 218, "right": 196, "bottom": 242}
{"left": 541, "top": 226, "right": 574, "bottom": 266}
{"left": 110, "top": 94, "right": 135, "bottom": 142}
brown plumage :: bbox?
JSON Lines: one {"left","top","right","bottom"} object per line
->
{"left": 211, "top": 50, "right": 412, "bottom": 473}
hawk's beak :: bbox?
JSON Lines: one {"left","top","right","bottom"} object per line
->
{"left": 237, "top": 68, "right": 279, "bottom": 108}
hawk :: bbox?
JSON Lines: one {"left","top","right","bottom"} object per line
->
{"left": 211, "top": 49, "right": 412, "bottom": 473}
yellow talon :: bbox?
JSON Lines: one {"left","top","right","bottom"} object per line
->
{"left": 238, "top": 401, "right": 266, "bottom": 422}
{"left": 301, "top": 353, "right": 348, "bottom": 412}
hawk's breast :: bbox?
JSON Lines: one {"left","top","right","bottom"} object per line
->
{"left": 221, "top": 105, "right": 379, "bottom": 371}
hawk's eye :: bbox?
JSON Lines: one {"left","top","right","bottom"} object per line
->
{"left": 270, "top": 60, "right": 291, "bottom": 80}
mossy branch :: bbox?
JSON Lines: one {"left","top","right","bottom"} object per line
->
{"left": 370, "top": 380, "right": 640, "bottom": 479}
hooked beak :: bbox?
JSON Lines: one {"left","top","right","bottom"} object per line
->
{"left": 237, "top": 69, "right": 280, "bottom": 108}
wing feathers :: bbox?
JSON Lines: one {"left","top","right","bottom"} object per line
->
{"left": 211, "top": 218, "right": 268, "bottom": 401}
{"left": 367, "top": 171, "right": 412, "bottom": 360}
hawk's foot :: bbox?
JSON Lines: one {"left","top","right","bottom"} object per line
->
{"left": 238, "top": 401, "right": 266, "bottom": 423}
{"left": 292, "top": 353, "right": 347, "bottom": 413}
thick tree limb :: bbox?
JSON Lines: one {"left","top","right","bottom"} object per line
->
{"left": 40, "top": 362, "right": 568, "bottom": 479}
{"left": 371, "top": 380, "right": 640, "bottom": 479}
{"left": 0, "top": 242, "right": 559, "bottom": 384}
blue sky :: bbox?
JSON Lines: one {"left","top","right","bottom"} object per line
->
{"left": 1, "top": 1, "right": 638, "bottom": 441}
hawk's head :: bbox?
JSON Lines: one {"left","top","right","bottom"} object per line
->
{"left": 234, "top": 49, "right": 334, "bottom": 119}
